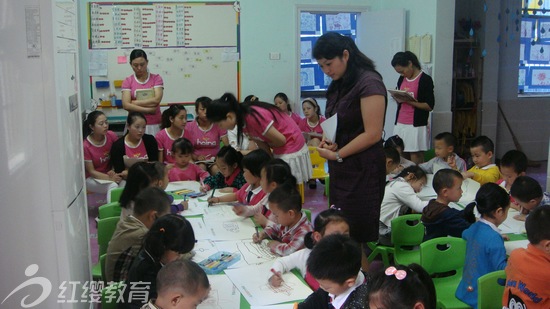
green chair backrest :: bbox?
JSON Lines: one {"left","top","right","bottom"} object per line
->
{"left": 98, "top": 217, "right": 119, "bottom": 257}
{"left": 424, "top": 148, "right": 436, "bottom": 162}
{"left": 109, "top": 187, "right": 124, "bottom": 203}
{"left": 303, "top": 208, "right": 312, "bottom": 222}
{"left": 478, "top": 270, "right": 506, "bottom": 309}
{"left": 100, "top": 254, "right": 107, "bottom": 283}
{"left": 98, "top": 202, "right": 121, "bottom": 219}
{"left": 391, "top": 214, "right": 424, "bottom": 265}
{"left": 102, "top": 281, "right": 124, "bottom": 309}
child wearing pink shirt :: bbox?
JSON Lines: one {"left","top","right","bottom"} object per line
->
{"left": 155, "top": 105, "right": 187, "bottom": 164}
{"left": 207, "top": 93, "right": 312, "bottom": 183}
{"left": 184, "top": 97, "right": 229, "bottom": 175}
{"left": 168, "top": 138, "right": 209, "bottom": 183}
{"left": 298, "top": 98, "right": 326, "bottom": 147}
{"left": 274, "top": 92, "right": 302, "bottom": 125}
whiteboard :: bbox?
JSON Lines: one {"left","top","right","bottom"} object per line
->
{"left": 89, "top": 2, "right": 239, "bottom": 104}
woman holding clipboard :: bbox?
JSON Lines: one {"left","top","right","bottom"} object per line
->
{"left": 390, "top": 51, "right": 435, "bottom": 164}
{"left": 122, "top": 49, "right": 164, "bottom": 135}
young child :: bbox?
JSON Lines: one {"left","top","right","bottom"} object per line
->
{"left": 419, "top": 132, "right": 467, "bottom": 174}
{"left": 502, "top": 205, "right": 550, "bottom": 308}
{"left": 510, "top": 175, "right": 550, "bottom": 221}
{"left": 497, "top": 149, "right": 528, "bottom": 192}
{"left": 208, "top": 93, "right": 312, "bottom": 184}
{"left": 141, "top": 259, "right": 210, "bottom": 309}
{"left": 253, "top": 185, "right": 313, "bottom": 256}
{"left": 384, "top": 135, "right": 416, "bottom": 178}
{"left": 421, "top": 169, "right": 476, "bottom": 241}
{"left": 121, "top": 214, "right": 196, "bottom": 309}
{"left": 462, "top": 135, "right": 501, "bottom": 185}
{"left": 383, "top": 146, "right": 401, "bottom": 179}
{"left": 456, "top": 183, "right": 510, "bottom": 308}
{"left": 269, "top": 208, "right": 350, "bottom": 290}
{"left": 298, "top": 97, "right": 325, "bottom": 147}
{"left": 155, "top": 104, "right": 187, "bottom": 164}
{"left": 274, "top": 92, "right": 301, "bottom": 125}
{"left": 119, "top": 161, "right": 169, "bottom": 218}
{"left": 82, "top": 111, "right": 121, "bottom": 200}
{"left": 167, "top": 138, "right": 209, "bottom": 183}
{"left": 207, "top": 149, "right": 270, "bottom": 206}
{"left": 233, "top": 158, "right": 295, "bottom": 227}
{"left": 298, "top": 234, "right": 368, "bottom": 309}
{"left": 368, "top": 263, "right": 436, "bottom": 309}
{"left": 184, "top": 96, "right": 229, "bottom": 175}
{"left": 379, "top": 166, "right": 429, "bottom": 245}
{"left": 105, "top": 187, "right": 171, "bottom": 283}
{"left": 202, "top": 146, "right": 246, "bottom": 192}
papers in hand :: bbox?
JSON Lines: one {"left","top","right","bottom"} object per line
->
{"left": 320, "top": 113, "right": 337, "bottom": 143}
{"left": 388, "top": 89, "right": 417, "bottom": 102}
{"left": 93, "top": 178, "right": 114, "bottom": 184}
{"left": 195, "top": 157, "right": 216, "bottom": 165}
{"left": 135, "top": 88, "right": 155, "bottom": 100}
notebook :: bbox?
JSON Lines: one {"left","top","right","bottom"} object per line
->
{"left": 388, "top": 89, "right": 417, "bottom": 102}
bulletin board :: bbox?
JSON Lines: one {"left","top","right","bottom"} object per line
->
{"left": 88, "top": 2, "right": 240, "bottom": 105}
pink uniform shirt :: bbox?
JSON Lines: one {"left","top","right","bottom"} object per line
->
{"left": 289, "top": 112, "right": 302, "bottom": 125}
{"left": 236, "top": 183, "right": 266, "bottom": 205}
{"left": 125, "top": 139, "right": 149, "bottom": 159}
{"left": 298, "top": 116, "right": 326, "bottom": 134}
{"left": 183, "top": 121, "right": 227, "bottom": 158}
{"left": 396, "top": 72, "right": 422, "bottom": 125}
{"left": 121, "top": 73, "right": 164, "bottom": 125}
{"left": 155, "top": 128, "right": 184, "bottom": 164}
{"left": 168, "top": 163, "right": 209, "bottom": 182}
{"left": 244, "top": 106, "right": 306, "bottom": 155}
{"left": 83, "top": 131, "right": 119, "bottom": 178}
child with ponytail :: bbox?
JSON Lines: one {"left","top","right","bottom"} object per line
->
{"left": 120, "top": 214, "right": 196, "bottom": 308}
{"left": 269, "top": 207, "right": 350, "bottom": 290}
{"left": 155, "top": 104, "right": 187, "bottom": 164}
{"left": 368, "top": 263, "right": 436, "bottom": 309}
{"left": 456, "top": 183, "right": 510, "bottom": 308}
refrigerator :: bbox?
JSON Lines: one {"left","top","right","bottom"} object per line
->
{"left": 0, "top": 0, "right": 91, "bottom": 308}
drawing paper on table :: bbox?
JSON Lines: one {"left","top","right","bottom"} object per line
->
{"left": 224, "top": 262, "right": 312, "bottom": 306}
{"left": 165, "top": 180, "right": 201, "bottom": 192}
{"left": 458, "top": 178, "right": 480, "bottom": 205}
{"left": 192, "top": 240, "right": 219, "bottom": 263}
{"left": 198, "top": 274, "right": 240, "bottom": 309}
{"left": 320, "top": 113, "right": 337, "bottom": 143}
{"left": 499, "top": 209, "right": 526, "bottom": 234}
{"left": 504, "top": 239, "right": 529, "bottom": 255}
{"left": 205, "top": 217, "right": 257, "bottom": 241}
{"left": 214, "top": 240, "right": 277, "bottom": 267}
{"left": 202, "top": 204, "right": 242, "bottom": 221}
{"left": 388, "top": 89, "right": 417, "bottom": 102}
{"left": 135, "top": 88, "right": 155, "bottom": 100}
{"left": 175, "top": 199, "right": 205, "bottom": 217}
{"left": 187, "top": 217, "right": 214, "bottom": 240}
{"left": 251, "top": 305, "right": 295, "bottom": 309}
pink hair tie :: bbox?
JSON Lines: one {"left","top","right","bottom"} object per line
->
{"left": 330, "top": 205, "right": 341, "bottom": 211}
{"left": 385, "top": 266, "right": 407, "bottom": 280}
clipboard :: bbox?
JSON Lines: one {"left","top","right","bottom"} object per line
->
{"left": 388, "top": 89, "right": 417, "bottom": 102}
{"left": 135, "top": 88, "right": 155, "bottom": 100}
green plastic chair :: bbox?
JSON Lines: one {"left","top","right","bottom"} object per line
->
{"left": 367, "top": 241, "right": 394, "bottom": 268}
{"left": 98, "top": 202, "right": 121, "bottom": 219}
{"left": 109, "top": 187, "right": 124, "bottom": 203}
{"left": 100, "top": 254, "right": 107, "bottom": 282}
{"left": 303, "top": 208, "right": 312, "bottom": 222}
{"left": 101, "top": 281, "right": 124, "bottom": 309}
{"left": 420, "top": 237, "right": 470, "bottom": 309}
{"left": 391, "top": 214, "right": 424, "bottom": 266}
{"left": 478, "top": 270, "right": 506, "bottom": 309}
{"left": 92, "top": 217, "right": 120, "bottom": 280}
{"left": 424, "top": 148, "right": 436, "bottom": 162}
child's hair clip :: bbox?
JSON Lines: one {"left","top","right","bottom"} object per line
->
{"left": 385, "top": 266, "right": 407, "bottom": 280}
{"left": 330, "top": 205, "right": 342, "bottom": 211}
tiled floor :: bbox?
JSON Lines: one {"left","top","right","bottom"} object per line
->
{"left": 88, "top": 161, "right": 547, "bottom": 265}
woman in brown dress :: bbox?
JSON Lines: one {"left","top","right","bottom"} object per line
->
{"left": 313, "top": 32, "right": 387, "bottom": 270}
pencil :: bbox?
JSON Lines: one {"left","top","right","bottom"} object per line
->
{"left": 210, "top": 188, "right": 216, "bottom": 199}
{"left": 255, "top": 226, "right": 259, "bottom": 238}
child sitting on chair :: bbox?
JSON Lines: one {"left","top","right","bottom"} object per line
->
{"left": 419, "top": 132, "right": 467, "bottom": 174}
{"left": 502, "top": 205, "right": 550, "bottom": 308}
{"left": 462, "top": 135, "right": 501, "bottom": 185}
{"left": 253, "top": 185, "right": 313, "bottom": 256}
{"left": 141, "top": 259, "right": 211, "bottom": 309}
{"left": 421, "top": 169, "right": 476, "bottom": 241}
{"left": 510, "top": 175, "right": 550, "bottom": 221}
{"left": 297, "top": 234, "right": 368, "bottom": 309}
